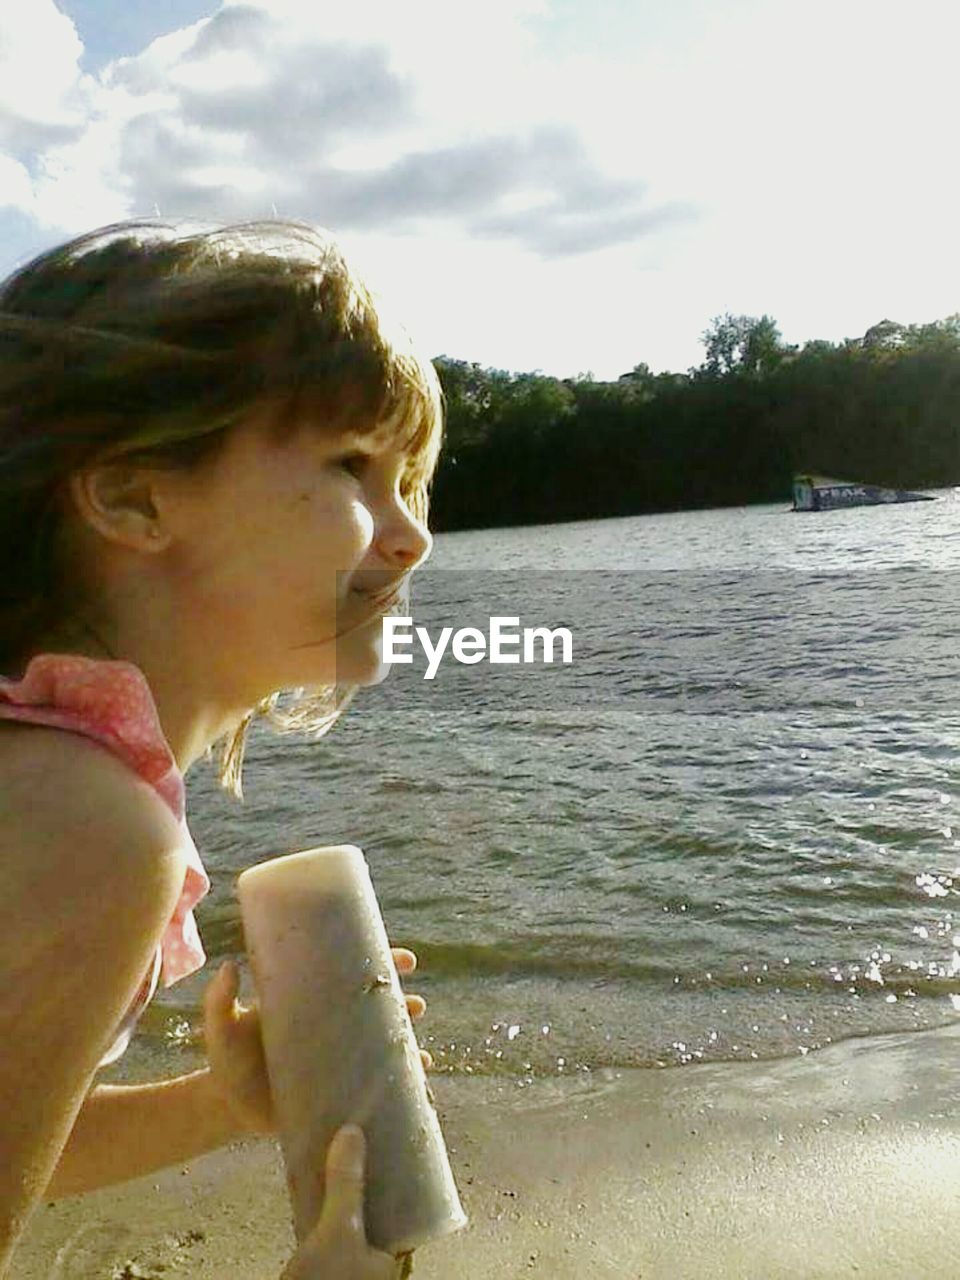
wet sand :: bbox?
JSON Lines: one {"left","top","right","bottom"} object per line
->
{"left": 14, "top": 1023, "right": 960, "bottom": 1279}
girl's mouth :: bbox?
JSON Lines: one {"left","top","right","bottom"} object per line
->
{"left": 349, "top": 577, "right": 409, "bottom": 616}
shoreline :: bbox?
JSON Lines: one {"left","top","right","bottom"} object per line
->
{"left": 15, "top": 1022, "right": 960, "bottom": 1279}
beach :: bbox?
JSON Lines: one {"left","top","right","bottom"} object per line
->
{"left": 15, "top": 1022, "right": 960, "bottom": 1280}
{"left": 15, "top": 506, "right": 960, "bottom": 1278}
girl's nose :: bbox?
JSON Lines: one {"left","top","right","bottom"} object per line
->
{"left": 379, "top": 499, "right": 433, "bottom": 570}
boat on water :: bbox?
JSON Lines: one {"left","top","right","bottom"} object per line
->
{"left": 791, "top": 474, "right": 936, "bottom": 512}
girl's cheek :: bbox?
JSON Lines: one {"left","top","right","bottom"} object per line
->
{"left": 344, "top": 496, "right": 376, "bottom": 549}
{"left": 306, "top": 488, "right": 370, "bottom": 541}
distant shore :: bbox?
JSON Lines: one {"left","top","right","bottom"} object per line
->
{"left": 16, "top": 1023, "right": 960, "bottom": 1279}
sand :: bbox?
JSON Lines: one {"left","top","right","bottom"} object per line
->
{"left": 13, "top": 1022, "right": 960, "bottom": 1279}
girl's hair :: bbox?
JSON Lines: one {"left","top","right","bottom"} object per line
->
{"left": 0, "top": 218, "right": 443, "bottom": 797}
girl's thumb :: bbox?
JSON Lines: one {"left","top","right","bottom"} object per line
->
{"left": 324, "top": 1124, "right": 367, "bottom": 1223}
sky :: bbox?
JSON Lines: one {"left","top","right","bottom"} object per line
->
{"left": 1, "top": 0, "right": 958, "bottom": 380}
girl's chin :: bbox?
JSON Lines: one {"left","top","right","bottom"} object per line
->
{"left": 357, "top": 659, "right": 392, "bottom": 688}
{"left": 333, "top": 642, "right": 392, "bottom": 687}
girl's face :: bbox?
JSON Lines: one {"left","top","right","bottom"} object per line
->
{"left": 160, "top": 408, "right": 433, "bottom": 700}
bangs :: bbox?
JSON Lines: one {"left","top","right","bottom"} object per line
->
{"left": 290, "top": 337, "right": 444, "bottom": 515}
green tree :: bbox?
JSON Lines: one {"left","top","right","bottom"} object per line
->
{"left": 860, "top": 318, "right": 906, "bottom": 351}
{"left": 429, "top": 308, "right": 960, "bottom": 532}
{"left": 701, "top": 313, "right": 789, "bottom": 377}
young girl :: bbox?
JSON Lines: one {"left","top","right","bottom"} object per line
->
{"left": 0, "top": 218, "right": 443, "bottom": 1279}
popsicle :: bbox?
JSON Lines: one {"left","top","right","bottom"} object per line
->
{"left": 236, "top": 845, "right": 467, "bottom": 1257}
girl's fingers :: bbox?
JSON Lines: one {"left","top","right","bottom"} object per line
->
{"left": 323, "top": 1124, "right": 367, "bottom": 1231}
{"left": 405, "top": 994, "right": 426, "bottom": 1019}
{"left": 203, "top": 960, "right": 237, "bottom": 1021}
{"left": 215, "top": 957, "right": 237, "bottom": 992}
{"left": 391, "top": 947, "right": 417, "bottom": 975}
{"left": 420, "top": 1049, "right": 433, "bottom": 1071}
{"left": 394, "top": 951, "right": 424, "bottom": 1023}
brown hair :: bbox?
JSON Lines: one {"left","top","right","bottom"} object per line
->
{"left": 0, "top": 218, "right": 443, "bottom": 797}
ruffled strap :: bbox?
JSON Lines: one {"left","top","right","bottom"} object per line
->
{"left": 0, "top": 653, "right": 209, "bottom": 986}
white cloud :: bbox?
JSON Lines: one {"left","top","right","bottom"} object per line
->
{"left": 0, "top": 155, "right": 33, "bottom": 213}
{"left": 2, "top": 0, "right": 688, "bottom": 259}
{"left": 2, "top": 0, "right": 959, "bottom": 376}
{"left": 0, "top": 0, "right": 699, "bottom": 375}
{"left": 0, "top": 1, "right": 88, "bottom": 158}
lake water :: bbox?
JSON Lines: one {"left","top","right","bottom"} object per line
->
{"left": 110, "top": 493, "right": 960, "bottom": 1086}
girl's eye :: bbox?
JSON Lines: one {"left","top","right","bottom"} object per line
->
{"left": 336, "top": 452, "right": 370, "bottom": 478}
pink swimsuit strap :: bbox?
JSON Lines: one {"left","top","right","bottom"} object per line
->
{"left": 0, "top": 653, "right": 210, "bottom": 989}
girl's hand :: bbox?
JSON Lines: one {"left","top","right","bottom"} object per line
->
{"left": 203, "top": 950, "right": 431, "bottom": 1136}
{"left": 279, "top": 1125, "right": 402, "bottom": 1280}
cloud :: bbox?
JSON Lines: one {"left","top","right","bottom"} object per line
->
{"left": 0, "top": 109, "right": 82, "bottom": 159}
{"left": 0, "top": 2, "right": 88, "bottom": 165}
{"left": 181, "top": 2, "right": 271, "bottom": 58}
{"left": 0, "top": 155, "right": 33, "bottom": 212}
{"left": 175, "top": 43, "right": 413, "bottom": 163}
{"left": 1, "top": 0, "right": 689, "bottom": 258}
{"left": 473, "top": 199, "right": 698, "bottom": 259}
{"left": 281, "top": 128, "right": 694, "bottom": 256}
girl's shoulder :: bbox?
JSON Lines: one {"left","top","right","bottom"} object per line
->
{"left": 0, "top": 724, "right": 189, "bottom": 1264}
{"left": 0, "top": 719, "right": 186, "bottom": 894}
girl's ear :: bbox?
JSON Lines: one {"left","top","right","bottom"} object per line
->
{"left": 67, "top": 463, "right": 172, "bottom": 552}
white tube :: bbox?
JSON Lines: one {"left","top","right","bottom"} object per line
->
{"left": 237, "top": 845, "right": 467, "bottom": 1256}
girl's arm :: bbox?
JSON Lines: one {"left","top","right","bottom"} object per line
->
{"left": 47, "top": 1069, "right": 247, "bottom": 1198}
{"left": 49, "top": 947, "right": 430, "bottom": 1196}
{"left": 50, "top": 959, "right": 271, "bottom": 1196}
{"left": 0, "top": 728, "right": 188, "bottom": 1277}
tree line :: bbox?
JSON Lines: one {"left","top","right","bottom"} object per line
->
{"left": 428, "top": 314, "right": 960, "bottom": 530}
